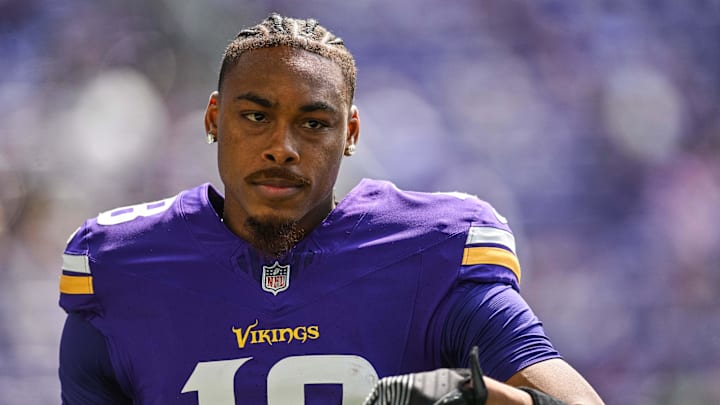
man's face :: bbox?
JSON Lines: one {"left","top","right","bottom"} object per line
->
{"left": 205, "top": 46, "right": 359, "bottom": 241}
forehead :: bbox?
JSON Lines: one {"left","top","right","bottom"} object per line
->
{"left": 221, "top": 46, "right": 347, "bottom": 105}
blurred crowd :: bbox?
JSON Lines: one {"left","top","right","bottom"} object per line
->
{"left": 1, "top": 0, "right": 719, "bottom": 403}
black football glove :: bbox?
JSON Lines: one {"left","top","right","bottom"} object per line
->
{"left": 363, "top": 346, "right": 488, "bottom": 405}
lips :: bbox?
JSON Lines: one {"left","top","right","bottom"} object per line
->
{"left": 252, "top": 178, "right": 305, "bottom": 188}
{"left": 251, "top": 180, "right": 305, "bottom": 201}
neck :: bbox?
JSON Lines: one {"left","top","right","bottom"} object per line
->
{"left": 220, "top": 192, "right": 337, "bottom": 256}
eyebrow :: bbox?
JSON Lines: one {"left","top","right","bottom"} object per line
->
{"left": 299, "top": 101, "right": 338, "bottom": 114}
{"left": 234, "top": 92, "right": 273, "bottom": 108}
{"left": 234, "top": 92, "right": 338, "bottom": 114}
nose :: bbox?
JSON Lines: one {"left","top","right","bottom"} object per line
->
{"left": 262, "top": 124, "right": 299, "bottom": 164}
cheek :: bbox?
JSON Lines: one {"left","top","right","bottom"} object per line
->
{"left": 217, "top": 141, "right": 232, "bottom": 167}
{"left": 314, "top": 140, "right": 344, "bottom": 166}
{"left": 309, "top": 144, "right": 345, "bottom": 185}
{"left": 217, "top": 137, "right": 249, "bottom": 176}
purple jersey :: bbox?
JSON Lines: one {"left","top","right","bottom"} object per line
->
{"left": 59, "top": 179, "right": 540, "bottom": 404}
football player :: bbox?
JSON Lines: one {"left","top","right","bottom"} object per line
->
{"left": 58, "top": 14, "right": 603, "bottom": 405}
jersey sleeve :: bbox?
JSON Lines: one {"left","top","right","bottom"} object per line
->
{"left": 58, "top": 224, "right": 132, "bottom": 403}
{"left": 440, "top": 282, "right": 561, "bottom": 382}
{"left": 60, "top": 313, "right": 132, "bottom": 404}
{"left": 59, "top": 223, "right": 101, "bottom": 315}
{"left": 458, "top": 198, "right": 521, "bottom": 290}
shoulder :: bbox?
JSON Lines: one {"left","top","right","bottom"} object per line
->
{"left": 375, "top": 180, "right": 521, "bottom": 285}
{"left": 64, "top": 193, "right": 179, "bottom": 260}
{"left": 350, "top": 179, "right": 511, "bottom": 235}
{"left": 58, "top": 184, "right": 210, "bottom": 307}
{"left": 338, "top": 180, "right": 520, "bottom": 284}
{"left": 63, "top": 184, "right": 213, "bottom": 258}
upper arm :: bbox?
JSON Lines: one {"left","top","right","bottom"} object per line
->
{"left": 441, "top": 282, "right": 561, "bottom": 381}
{"left": 506, "top": 358, "right": 604, "bottom": 404}
{"left": 59, "top": 313, "right": 132, "bottom": 405}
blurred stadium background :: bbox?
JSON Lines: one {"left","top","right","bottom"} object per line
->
{"left": 1, "top": 1, "right": 719, "bottom": 403}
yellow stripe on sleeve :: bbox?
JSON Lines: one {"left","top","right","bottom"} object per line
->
{"left": 462, "top": 246, "right": 522, "bottom": 283}
{"left": 59, "top": 275, "right": 94, "bottom": 295}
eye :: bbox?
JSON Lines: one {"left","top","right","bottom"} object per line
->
{"left": 243, "top": 112, "right": 267, "bottom": 122}
{"left": 302, "top": 119, "right": 327, "bottom": 129}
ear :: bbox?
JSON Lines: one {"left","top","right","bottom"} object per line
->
{"left": 204, "top": 91, "right": 220, "bottom": 136}
{"left": 344, "top": 105, "right": 360, "bottom": 156}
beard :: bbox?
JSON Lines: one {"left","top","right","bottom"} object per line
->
{"left": 245, "top": 215, "right": 305, "bottom": 258}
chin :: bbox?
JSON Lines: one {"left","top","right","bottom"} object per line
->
{"left": 247, "top": 206, "right": 303, "bottom": 226}
{"left": 249, "top": 213, "right": 296, "bottom": 226}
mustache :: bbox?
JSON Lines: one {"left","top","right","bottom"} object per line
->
{"left": 245, "top": 167, "right": 311, "bottom": 186}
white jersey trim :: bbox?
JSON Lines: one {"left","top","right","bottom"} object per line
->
{"left": 62, "top": 253, "right": 91, "bottom": 274}
{"left": 465, "top": 226, "right": 516, "bottom": 254}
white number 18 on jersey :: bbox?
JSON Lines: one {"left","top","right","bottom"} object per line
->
{"left": 182, "top": 354, "right": 379, "bottom": 404}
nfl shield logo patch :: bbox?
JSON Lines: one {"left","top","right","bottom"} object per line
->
{"left": 262, "top": 261, "right": 290, "bottom": 295}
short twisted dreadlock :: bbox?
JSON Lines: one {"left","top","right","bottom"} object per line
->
{"left": 218, "top": 14, "right": 357, "bottom": 103}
